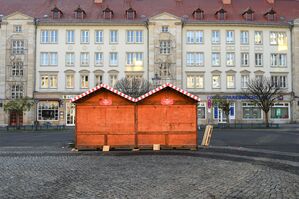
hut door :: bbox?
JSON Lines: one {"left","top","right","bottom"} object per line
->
{"left": 66, "top": 102, "right": 75, "bottom": 126}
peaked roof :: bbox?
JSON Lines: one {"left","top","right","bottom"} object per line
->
{"left": 71, "top": 84, "right": 136, "bottom": 103}
{"left": 136, "top": 83, "right": 200, "bottom": 102}
{"left": 71, "top": 83, "right": 200, "bottom": 103}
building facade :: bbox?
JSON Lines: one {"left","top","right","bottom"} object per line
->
{"left": 0, "top": 12, "right": 35, "bottom": 126}
{"left": 0, "top": 0, "right": 299, "bottom": 126}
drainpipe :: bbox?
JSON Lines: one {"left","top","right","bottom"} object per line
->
{"left": 146, "top": 20, "right": 149, "bottom": 82}
{"left": 181, "top": 21, "right": 184, "bottom": 88}
{"left": 290, "top": 22, "right": 296, "bottom": 123}
{"left": 33, "top": 18, "right": 38, "bottom": 127}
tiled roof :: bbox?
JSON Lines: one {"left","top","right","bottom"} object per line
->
{"left": 71, "top": 83, "right": 200, "bottom": 103}
{"left": 0, "top": 0, "right": 298, "bottom": 24}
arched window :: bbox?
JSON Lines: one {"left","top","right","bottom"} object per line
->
{"left": 103, "top": 7, "right": 114, "bottom": 19}
{"left": 192, "top": 8, "right": 204, "bottom": 20}
{"left": 242, "top": 8, "right": 254, "bottom": 21}
{"left": 264, "top": 8, "right": 276, "bottom": 21}
{"left": 215, "top": 8, "right": 227, "bottom": 20}
{"left": 126, "top": 7, "right": 136, "bottom": 20}
{"left": 74, "top": 5, "right": 86, "bottom": 19}
{"left": 51, "top": 6, "right": 63, "bottom": 19}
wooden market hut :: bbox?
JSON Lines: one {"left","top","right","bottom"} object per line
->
{"left": 71, "top": 84, "right": 136, "bottom": 149}
{"left": 136, "top": 83, "right": 200, "bottom": 149}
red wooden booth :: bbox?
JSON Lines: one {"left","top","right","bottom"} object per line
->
{"left": 71, "top": 84, "right": 136, "bottom": 149}
{"left": 136, "top": 84, "right": 199, "bottom": 149}
{"left": 71, "top": 83, "right": 200, "bottom": 150}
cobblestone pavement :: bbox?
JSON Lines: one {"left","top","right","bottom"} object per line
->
{"left": 0, "top": 148, "right": 298, "bottom": 199}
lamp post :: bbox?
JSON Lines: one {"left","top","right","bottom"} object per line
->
{"left": 34, "top": 99, "right": 39, "bottom": 130}
{"left": 152, "top": 73, "right": 161, "bottom": 88}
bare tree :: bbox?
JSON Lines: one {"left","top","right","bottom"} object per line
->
{"left": 242, "top": 77, "right": 284, "bottom": 127}
{"left": 114, "top": 77, "right": 152, "bottom": 98}
{"left": 213, "top": 95, "right": 233, "bottom": 127}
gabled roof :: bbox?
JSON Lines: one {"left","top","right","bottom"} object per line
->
{"left": 136, "top": 83, "right": 200, "bottom": 102}
{"left": 71, "top": 83, "right": 200, "bottom": 103}
{"left": 71, "top": 84, "right": 136, "bottom": 103}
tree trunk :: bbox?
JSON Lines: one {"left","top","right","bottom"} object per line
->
{"left": 265, "top": 111, "right": 269, "bottom": 128}
{"left": 226, "top": 113, "right": 230, "bottom": 128}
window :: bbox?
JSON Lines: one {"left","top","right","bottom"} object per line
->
{"left": 95, "top": 30, "right": 104, "bottom": 43}
{"left": 226, "top": 31, "right": 234, "bottom": 44}
{"left": 11, "top": 84, "right": 23, "bottom": 99}
{"left": 41, "top": 74, "right": 58, "bottom": 88}
{"left": 241, "top": 53, "right": 249, "bottom": 66}
{"left": 95, "top": 74, "right": 103, "bottom": 86}
{"left": 109, "top": 52, "right": 118, "bottom": 66}
{"left": 241, "top": 75, "right": 249, "bottom": 88}
{"left": 65, "top": 52, "right": 75, "bottom": 66}
{"left": 12, "top": 40, "right": 25, "bottom": 55}
{"left": 213, "top": 103, "right": 235, "bottom": 120}
{"left": 66, "top": 30, "right": 75, "bottom": 44}
{"left": 110, "top": 30, "right": 118, "bottom": 43}
{"left": 198, "top": 103, "right": 206, "bottom": 119}
{"left": 66, "top": 74, "right": 74, "bottom": 88}
{"left": 40, "top": 52, "right": 58, "bottom": 66}
{"left": 187, "top": 31, "right": 204, "bottom": 44}
{"left": 126, "top": 52, "right": 143, "bottom": 65}
{"left": 226, "top": 53, "right": 235, "bottom": 66}
{"left": 80, "top": 30, "right": 89, "bottom": 44}
{"left": 80, "top": 74, "right": 89, "bottom": 88}
{"left": 255, "top": 74, "right": 263, "bottom": 81}
{"left": 159, "top": 63, "right": 171, "bottom": 78}
{"left": 271, "top": 75, "right": 287, "bottom": 88}
{"left": 255, "top": 53, "right": 263, "bottom": 67}
{"left": 40, "top": 30, "right": 58, "bottom": 43}
{"left": 240, "top": 31, "right": 249, "bottom": 44}
{"left": 254, "top": 31, "right": 263, "bottom": 45}
{"left": 162, "top": 26, "right": 168, "bottom": 33}
{"left": 271, "top": 103, "right": 290, "bottom": 119}
{"left": 226, "top": 75, "right": 235, "bottom": 88}
{"left": 11, "top": 61, "right": 24, "bottom": 77}
{"left": 242, "top": 102, "right": 262, "bottom": 119}
{"left": 187, "top": 75, "right": 204, "bottom": 89}
{"left": 38, "top": 101, "right": 59, "bottom": 121}
{"left": 186, "top": 52, "right": 204, "bottom": 66}
{"left": 270, "top": 32, "right": 287, "bottom": 46}
{"left": 80, "top": 52, "right": 89, "bottom": 66}
{"left": 14, "top": 25, "right": 22, "bottom": 33}
{"left": 211, "top": 53, "right": 220, "bottom": 66}
{"left": 109, "top": 74, "right": 118, "bottom": 87}
{"left": 160, "top": 41, "right": 171, "bottom": 54}
{"left": 212, "top": 30, "right": 220, "bottom": 44}
{"left": 270, "top": 54, "right": 287, "bottom": 67}
{"left": 212, "top": 75, "right": 221, "bottom": 89}
{"left": 127, "top": 30, "right": 143, "bottom": 43}
{"left": 95, "top": 52, "right": 103, "bottom": 66}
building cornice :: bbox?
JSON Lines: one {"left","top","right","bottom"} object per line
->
{"left": 37, "top": 19, "right": 147, "bottom": 26}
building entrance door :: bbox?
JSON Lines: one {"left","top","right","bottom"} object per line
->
{"left": 9, "top": 111, "right": 23, "bottom": 126}
{"left": 66, "top": 102, "right": 75, "bottom": 126}
{"left": 218, "top": 109, "right": 227, "bottom": 123}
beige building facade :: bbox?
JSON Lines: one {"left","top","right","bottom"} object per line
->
{"left": 0, "top": 12, "right": 35, "bottom": 126}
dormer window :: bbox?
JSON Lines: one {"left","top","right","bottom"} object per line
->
{"left": 242, "top": 8, "right": 254, "bottom": 21}
{"left": 74, "top": 5, "right": 86, "bottom": 19}
{"left": 51, "top": 6, "right": 63, "bottom": 19}
{"left": 192, "top": 8, "right": 204, "bottom": 20}
{"left": 103, "top": 7, "right": 114, "bottom": 19}
{"left": 264, "top": 8, "right": 276, "bottom": 21}
{"left": 215, "top": 8, "right": 227, "bottom": 20}
{"left": 126, "top": 8, "right": 136, "bottom": 20}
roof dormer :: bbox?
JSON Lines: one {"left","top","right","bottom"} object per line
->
{"left": 264, "top": 8, "right": 276, "bottom": 21}
{"left": 103, "top": 7, "right": 114, "bottom": 20}
{"left": 242, "top": 7, "right": 254, "bottom": 21}
{"left": 51, "top": 6, "right": 63, "bottom": 19}
{"left": 126, "top": 7, "right": 136, "bottom": 20}
{"left": 192, "top": 8, "right": 204, "bottom": 20}
{"left": 74, "top": 5, "right": 86, "bottom": 19}
{"left": 215, "top": 8, "right": 227, "bottom": 20}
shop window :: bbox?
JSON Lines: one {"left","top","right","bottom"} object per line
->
{"left": 38, "top": 101, "right": 59, "bottom": 121}
{"left": 242, "top": 102, "right": 262, "bottom": 119}
{"left": 271, "top": 103, "right": 289, "bottom": 119}
{"left": 197, "top": 103, "right": 206, "bottom": 119}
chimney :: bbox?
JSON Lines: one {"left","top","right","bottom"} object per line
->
{"left": 94, "top": 0, "right": 103, "bottom": 3}
{"left": 222, "top": 0, "right": 231, "bottom": 5}
{"left": 266, "top": 0, "right": 275, "bottom": 4}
